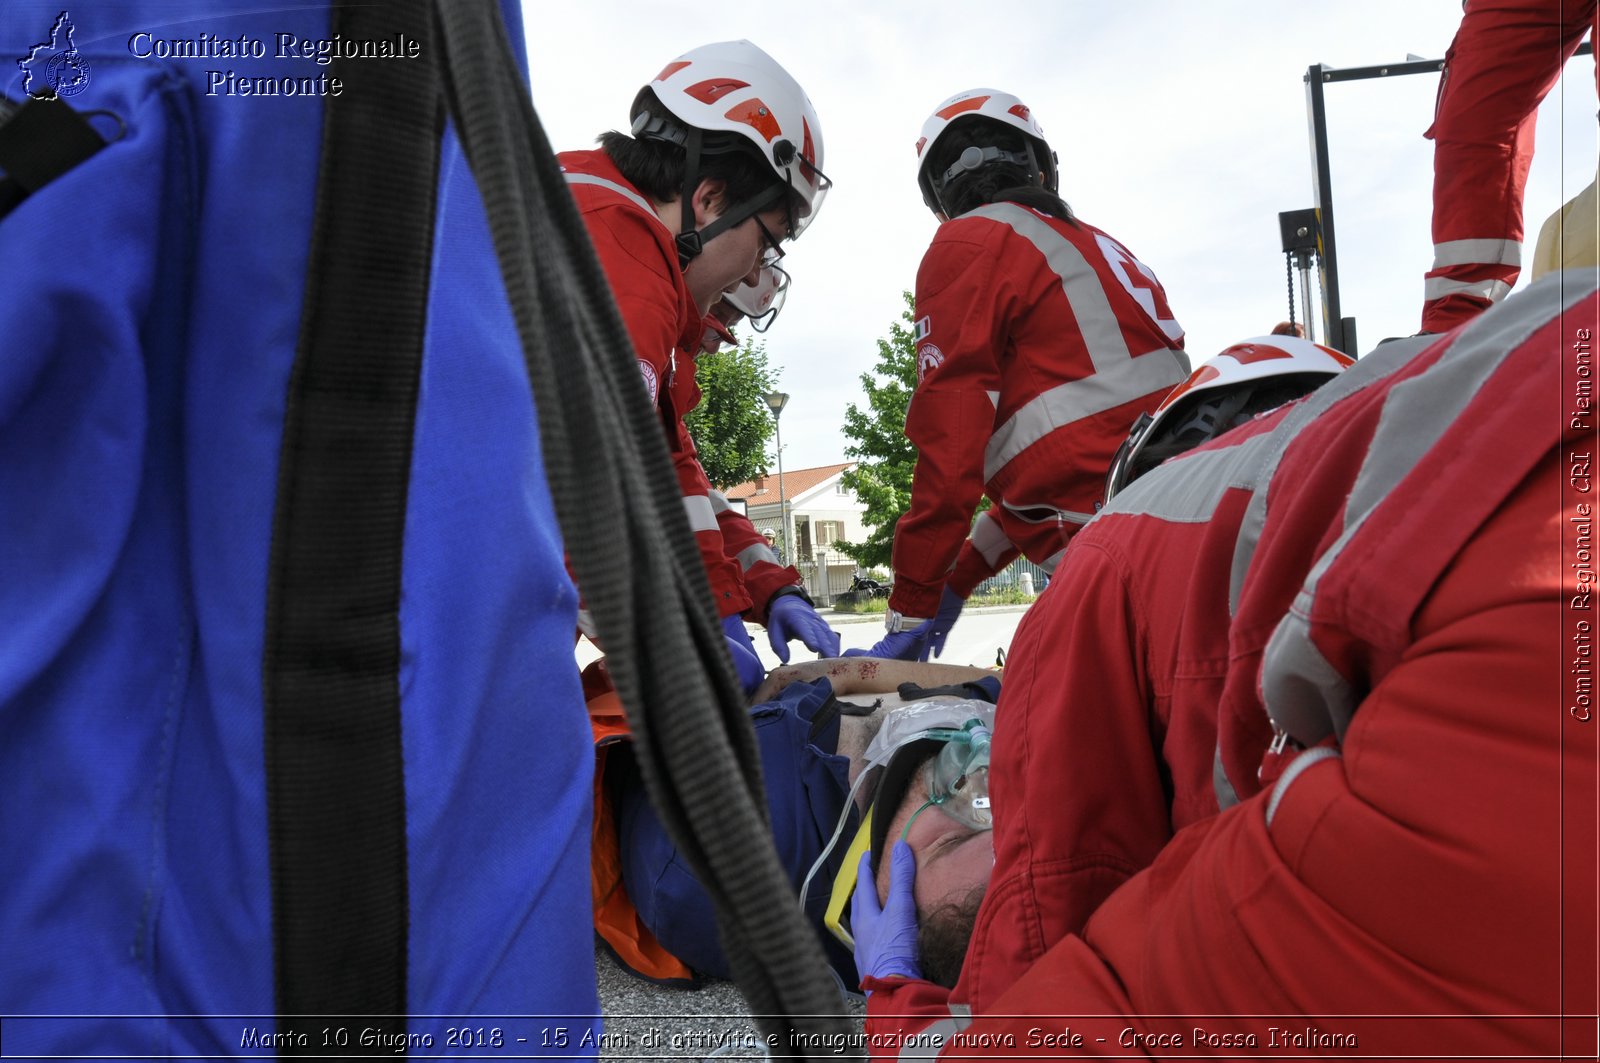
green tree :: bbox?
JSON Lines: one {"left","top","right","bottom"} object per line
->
{"left": 685, "top": 338, "right": 780, "bottom": 489}
{"left": 836, "top": 291, "right": 920, "bottom": 570}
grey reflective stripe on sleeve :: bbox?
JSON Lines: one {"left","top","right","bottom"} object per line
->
{"left": 562, "top": 171, "right": 659, "bottom": 217}
{"left": 985, "top": 352, "right": 1189, "bottom": 482}
{"left": 1424, "top": 275, "right": 1513, "bottom": 303}
{"left": 1260, "top": 271, "right": 1596, "bottom": 748}
{"left": 962, "top": 203, "right": 1190, "bottom": 482}
{"left": 1213, "top": 744, "right": 1241, "bottom": 810}
{"left": 1197, "top": 336, "right": 1432, "bottom": 806}
{"left": 1346, "top": 277, "right": 1571, "bottom": 521}
{"left": 970, "top": 511, "right": 1014, "bottom": 567}
{"left": 968, "top": 203, "right": 1134, "bottom": 374}
{"left": 1091, "top": 426, "right": 1293, "bottom": 812}
{"left": 682, "top": 495, "right": 718, "bottom": 533}
{"left": 735, "top": 542, "right": 779, "bottom": 571}
{"left": 1261, "top": 592, "right": 1363, "bottom": 747}
{"left": 1103, "top": 430, "right": 1278, "bottom": 525}
{"left": 1226, "top": 334, "right": 1438, "bottom": 616}
{"left": 1039, "top": 546, "right": 1065, "bottom": 574}
{"left": 897, "top": 1005, "right": 972, "bottom": 1062}
{"left": 1265, "top": 746, "right": 1343, "bottom": 827}
{"left": 706, "top": 489, "right": 778, "bottom": 574}
{"left": 1431, "top": 237, "right": 1522, "bottom": 269}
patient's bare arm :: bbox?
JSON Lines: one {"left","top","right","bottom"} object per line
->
{"left": 752, "top": 659, "right": 999, "bottom": 802}
{"left": 750, "top": 657, "right": 995, "bottom": 706}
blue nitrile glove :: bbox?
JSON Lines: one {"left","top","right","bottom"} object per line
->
{"left": 841, "top": 623, "right": 929, "bottom": 661}
{"left": 851, "top": 842, "right": 921, "bottom": 984}
{"left": 766, "top": 590, "right": 841, "bottom": 662}
{"left": 918, "top": 586, "right": 966, "bottom": 662}
{"left": 721, "top": 614, "right": 765, "bottom": 697}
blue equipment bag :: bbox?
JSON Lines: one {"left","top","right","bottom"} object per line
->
{"left": 0, "top": 2, "right": 598, "bottom": 1055}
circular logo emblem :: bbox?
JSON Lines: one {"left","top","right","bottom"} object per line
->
{"left": 917, "top": 343, "right": 945, "bottom": 381}
{"left": 637, "top": 359, "right": 659, "bottom": 403}
{"left": 47, "top": 51, "right": 91, "bottom": 97}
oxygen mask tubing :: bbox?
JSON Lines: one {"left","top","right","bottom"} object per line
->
{"left": 900, "top": 718, "right": 993, "bottom": 841}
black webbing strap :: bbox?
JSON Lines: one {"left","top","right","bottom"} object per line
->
{"left": 807, "top": 694, "right": 883, "bottom": 744}
{"left": 433, "top": 1, "right": 852, "bottom": 1053}
{"left": 896, "top": 679, "right": 999, "bottom": 704}
{"left": 261, "top": 0, "right": 440, "bottom": 1050}
{"left": 0, "top": 94, "right": 108, "bottom": 219}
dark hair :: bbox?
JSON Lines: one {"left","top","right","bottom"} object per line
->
{"left": 926, "top": 118, "right": 1073, "bottom": 222}
{"left": 599, "top": 93, "right": 783, "bottom": 210}
{"left": 917, "top": 882, "right": 988, "bottom": 989}
{"left": 1132, "top": 376, "right": 1330, "bottom": 480}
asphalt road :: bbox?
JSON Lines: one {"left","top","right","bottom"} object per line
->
{"left": 594, "top": 945, "right": 864, "bottom": 1061}
{"left": 577, "top": 603, "right": 1031, "bottom": 675}
{"left": 750, "top": 603, "right": 1028, "bottom": 672}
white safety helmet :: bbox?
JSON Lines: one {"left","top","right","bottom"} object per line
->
{"left": 632, "top": 40, "right": 830, "bottom": 257}
{"left": 914, "top": 88, "right": 1057, "bottom": 216}
{"left": 723, "top": 263, "right": 791, "bottom": 332}
{"left": 1104, "top": 335, "right": 1355, "bottom": 502}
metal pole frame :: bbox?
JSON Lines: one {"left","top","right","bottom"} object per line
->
{"left": 773, "top": 416, "right": 789, "bottom": 566}
{"left": 1304, "top": 42, "right": 1592, "bottom": 354}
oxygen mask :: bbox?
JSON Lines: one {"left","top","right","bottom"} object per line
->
{"left": 900, "top": 717, "right": 993, "bottom": 840}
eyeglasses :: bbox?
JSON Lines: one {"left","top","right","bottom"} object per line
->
{"left": 753, "top": 213, "right": 786, "bottom": 265}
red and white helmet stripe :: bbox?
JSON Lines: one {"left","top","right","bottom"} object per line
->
{"left": 1104, "top": 335, "right": 1354, "bottom": 502}
{"left": 915, "top": 88, "right": 1056, "bottom": 213}
{"left": 1155, "top": 335, "right": 1353, "bottom": 416}
{"left": 637, "top": 40, "right": 829, "bottom": 237}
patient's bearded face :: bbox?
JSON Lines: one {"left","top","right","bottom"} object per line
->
{"left": 877, "top": 764, "right": 995, "bottom": 916}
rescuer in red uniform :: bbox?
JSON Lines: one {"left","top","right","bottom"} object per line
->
{"left": 559, "top": 41, "right": 838, "bottom": 688}
{"left": 856, "top": 276, "right": 1597, "bottom": 1059}
{"left": 868, "top": 88, "right": 1189, "bottom": 661}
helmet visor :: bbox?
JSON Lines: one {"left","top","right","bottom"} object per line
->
{"left": 744, "top": 265, "right": 790, "bottom": 332}
{"left": 781, "top": 155, "right": 831, "bottom": 240}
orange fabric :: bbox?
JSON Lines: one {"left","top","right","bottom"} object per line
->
{"left": 583, "top": 662, "right": 695, "bottom": 983}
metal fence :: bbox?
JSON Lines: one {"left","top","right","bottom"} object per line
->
{"left": 793, "top": 553, "right": 1050, "bottom": 607}
{"left": 792, "top": 552, "right": 867, "bottom": 607}
{"left": 970, "top": 556, "right": 1052, "bottom": 598}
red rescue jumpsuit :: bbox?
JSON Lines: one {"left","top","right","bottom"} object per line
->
{"left": 888, "top": 203, "right": 1189, "bottom": 618}
{"left": 711, "top": 489, "right": 807, "bottom": 620}
{"left": 865, "top": 274, "right": 1599, "bottom": 1059}
{"left": 560, "top": 150, "right": 801, "bottom": 621}
{"left": 1422, "top": 0, "right": 1599, "bottom": 333}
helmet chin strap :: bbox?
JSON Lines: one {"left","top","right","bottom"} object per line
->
{"left": 675, "top": 125, "right": 705, "bottom": 267}
{"left": 639, "top": 117, "right": 792, "bottom": 268}
{"left": 676, "top": 178, "right": 786, "bottom": 269}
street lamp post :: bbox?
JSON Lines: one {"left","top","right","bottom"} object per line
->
{"left": 763, "top": 391, "right": 792, "bottom": 565}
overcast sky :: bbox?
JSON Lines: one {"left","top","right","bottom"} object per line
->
{"left": 524, "top": 2, "right": 1599, "bottom": 472}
